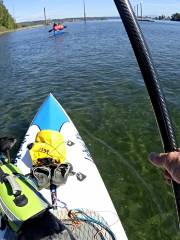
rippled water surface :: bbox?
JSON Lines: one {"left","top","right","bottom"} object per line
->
{"left": 1, "top": 20, "right": 180, "bottom": 239}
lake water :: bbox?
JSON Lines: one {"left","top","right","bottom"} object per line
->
{"left": 1, "top": 20, "right": 180, "bottom": 239}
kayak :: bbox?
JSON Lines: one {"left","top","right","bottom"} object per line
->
{"left": 0, "top": 94, "right": 128, "bottom": 239}
{"left": 53, "top": 29, "right": 65, "bottom": 36}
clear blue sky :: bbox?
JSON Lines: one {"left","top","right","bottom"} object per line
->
{"left": 3, "top": 0, "right": 180, "bottom": 22}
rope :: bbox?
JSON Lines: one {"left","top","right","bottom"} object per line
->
{"left": 67, "top": 209, "right": 116, "bottom": 240}
{"left": 51, "top": 195, "right": 116, "bottom": 240}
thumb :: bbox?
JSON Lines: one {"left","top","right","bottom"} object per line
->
{"left": 148, "top": 152, "right": 168, "bottom": 168}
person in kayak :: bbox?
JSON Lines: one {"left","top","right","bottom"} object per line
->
{"left": 149, "top": 151, "right": 180, "bottom": 184}
{"left": 57, "top": 23, "right": 64, "bottom": 30}
{"left": 53, "top": 23, "right": 64, "bottom": 32}
{"left": 48, "top": 23, "right": 66, "bottom": 33}
{"left": 53, "top": 22, "right": 57, "bottom": 29}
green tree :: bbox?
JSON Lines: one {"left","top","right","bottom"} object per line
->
{"left": 171, "top": 13, "right": 180, "bottom": 21}
{"left": 0, "top": 1, "right": 16, "bottom": 31}
{"left": 158, "top": 15, "right": 166, "bottom": 20}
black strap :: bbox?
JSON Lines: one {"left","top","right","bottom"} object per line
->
{"left": 0, "top": 167, "right": 8, "bottom": 183}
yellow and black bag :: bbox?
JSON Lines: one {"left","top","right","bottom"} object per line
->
{"left": 28, "top": 130, "right": 66, "bottom": 166}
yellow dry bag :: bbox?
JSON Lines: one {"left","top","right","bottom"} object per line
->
{"left": 29, "top": 130, "right": 66, "bottom": 166}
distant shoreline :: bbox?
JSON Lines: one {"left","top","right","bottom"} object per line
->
{"left": 0, "top": 16, "right": 178, "bottom": 36}
{"left": 18, "top": 17, "right": 120, "bottom": 25}
{"left": 17, "top": 16, "right": 176, "bottom": 26}
{"left": 0, "top": 17, "right": 120, "bottom": 35}
{"left": 0, "top": 24, "right": 44, "bottom": 35}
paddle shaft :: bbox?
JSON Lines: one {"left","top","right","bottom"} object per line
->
{"left": 113, "top": 0, "right": 180, "bottom": 225}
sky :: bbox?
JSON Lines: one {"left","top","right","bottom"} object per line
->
{"left": 3, "top": 0, "right": 180, "bottom": 23}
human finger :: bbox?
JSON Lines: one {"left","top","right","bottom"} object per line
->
{"left": 148, "top": 152, "right": 168, "bottom": 168}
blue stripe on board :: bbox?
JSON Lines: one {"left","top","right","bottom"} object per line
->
{"left": 33, "top": 94, "right": 69, "bottom": 131}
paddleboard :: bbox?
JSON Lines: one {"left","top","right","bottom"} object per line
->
{"left": 0, "top": 94, "right": 128, "bottom": 239}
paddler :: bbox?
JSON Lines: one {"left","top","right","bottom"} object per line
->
{"left": 57, "top": 23, "right": 64, "bottom": 30}
{"left": 149, "top": 151, "right": 180, "bottom": 184}
{"left": 53, "top": 23, "right": 64, "bottom": 32}
{"left": 49, "top": 23, "right": 66, "bottom": 33}
{"left": 52, "top": 22, "right": 57, "bottom": 30}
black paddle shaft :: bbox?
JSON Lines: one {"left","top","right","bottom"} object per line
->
{"left": 113, "top": 0, "right": 180, "bottom": 225}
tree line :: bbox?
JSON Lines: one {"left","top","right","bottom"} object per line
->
{"left": 155, "top": 13, "right": 180, "bottom": 21}
{"left": 171, "top": 13, "right": 180, "bottom": 21}
{"left": 0, "top": 1, "right": 16, "bottom": 30}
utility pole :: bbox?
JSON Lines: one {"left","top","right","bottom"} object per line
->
{"left": 134, "top": 6, "right": 136, "bottom": 16}
{"left": 44, "top": 7, "right": 47, "bottom": 25}
{"left": 11, "top": 0, "right": 16, "bottom": 29}
{"left": 140, "top": 2, "right": 143, "bottom": 21}
{"left": 83, "top": 0, "right": 87, "bottom": 23}
{"left": 136, "top": 4, "right": 139, "bottom": 19}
